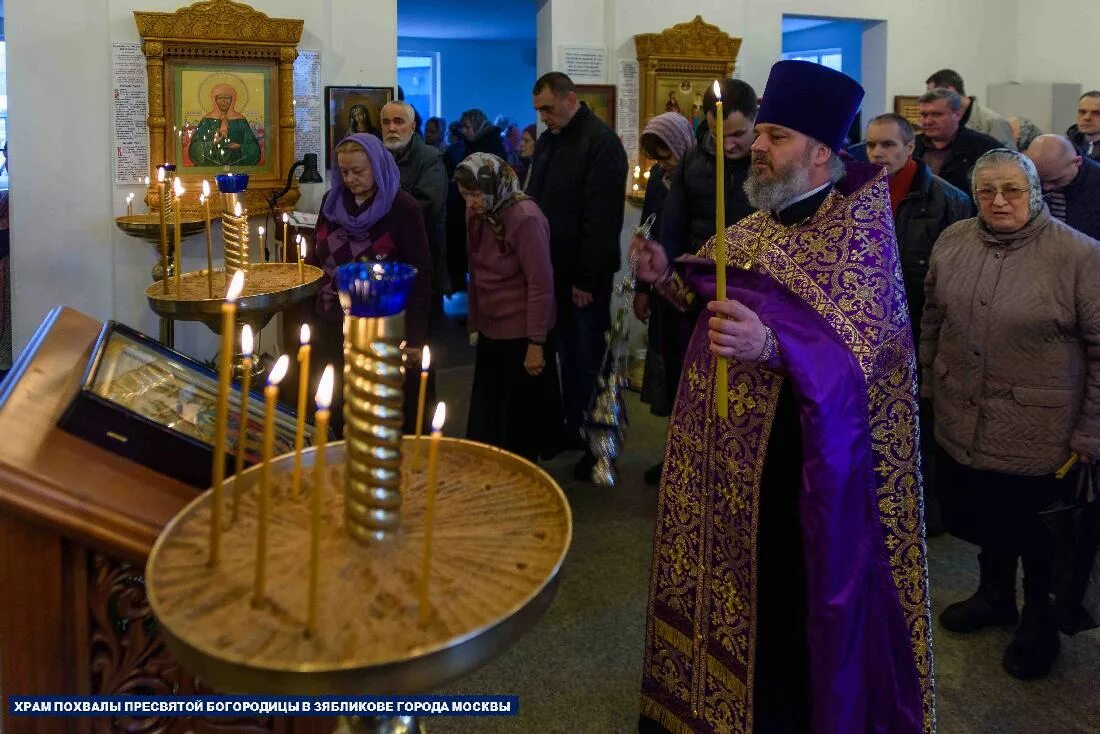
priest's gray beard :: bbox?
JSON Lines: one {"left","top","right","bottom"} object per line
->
{"left": 743, "top": 146, "right": 814, "bottom": 212}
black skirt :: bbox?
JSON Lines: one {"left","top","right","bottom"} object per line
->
{"left": 466, "top": 333, "right": 567, "bottom": 462}
{"left": 938, "top": 446, "right": 1074, "bottom": 559}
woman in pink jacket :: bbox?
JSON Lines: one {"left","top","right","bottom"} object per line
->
{"left": 456, "top": 153, "right": 565, "bottom": 461}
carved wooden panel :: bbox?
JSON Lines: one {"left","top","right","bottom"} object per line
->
{"left": 87, "top": 552, "right": 277, "bottom": 733}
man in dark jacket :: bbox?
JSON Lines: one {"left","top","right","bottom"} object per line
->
{"left": 867, "top": 112, "right": 973, "bottom": 538}
{"left": 913, "top": 88, "right": 1001, "bottom": 198}
{"left": 867, "top": 113, "right": 973, "bottom": 339}
{"left": 383, "top": 101, "right": 449, "bottom": 309}
{"left": 660, "top": 79, "right": 757, "bottom": 259}
{"left": 1026, "top": 134, "right": 1100, "bottom": 241}
{"left": 527, "top": 71, "right": 628, "bottom": 478}
{"left": 1066, "top": 90, "right": 1100, "bottom": 161}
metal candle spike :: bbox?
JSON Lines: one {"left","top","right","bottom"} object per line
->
{"left": 337, "top": 261, "right": 419, "bottom": 544}
{"left": 215, "top": 174, "right": 251, "bottom": 277}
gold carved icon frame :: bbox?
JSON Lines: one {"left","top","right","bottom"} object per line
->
{"left": 634, "top": 16, "right": 742, "bottom": 152}
{"left": 135, "top": 0, "right": 304, "bottom": 214}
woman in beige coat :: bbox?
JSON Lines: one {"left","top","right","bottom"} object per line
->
{"left": 922, "top": 148, "right": 1100, "bottom": 680}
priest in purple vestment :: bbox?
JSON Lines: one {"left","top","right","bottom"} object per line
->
{"left": 630, "top": 61, "right": 934, "bottom": 734}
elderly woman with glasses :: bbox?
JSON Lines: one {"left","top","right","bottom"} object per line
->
{"left": 921, "top": 148, "right": 1100, "bottom": 680}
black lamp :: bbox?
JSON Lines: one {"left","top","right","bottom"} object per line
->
{"left": 268, "top": 153, "right": 322, "bottom": 207}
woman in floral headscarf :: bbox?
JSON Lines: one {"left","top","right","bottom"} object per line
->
{"left": 302, "top": 132, "right": 432, "bottom": 434}
{"left": 455, "top": 153, "right": 565, "bottom": 461}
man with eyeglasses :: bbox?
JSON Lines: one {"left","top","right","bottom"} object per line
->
{"left": 1025, "top": 134, "right": 1100, "bottom": 241}
{"left": 1067, "top": 90, "right": 1100, "bottom": 162}
{"left": 913, "top": 88, "right": 1001, "bottom": 199}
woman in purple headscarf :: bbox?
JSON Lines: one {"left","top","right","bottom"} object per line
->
{"left": 303, "top": 132, "right": 432, "bottom": 433}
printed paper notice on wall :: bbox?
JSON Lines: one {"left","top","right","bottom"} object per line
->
{"left": 293, "top": 50, "right": 324, "bottom": 181}
{"left": 112, "top": 42, "right": 149, "bottom": 185}
{"left": 617, "top": 60, "right": 640, "bottom": 161}
{"left": 559, "top": 46, "right": 607, "bottom": 83}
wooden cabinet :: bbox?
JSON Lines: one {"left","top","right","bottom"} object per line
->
{"left": 0, "top": 307, "right": 329, "bottom": 734}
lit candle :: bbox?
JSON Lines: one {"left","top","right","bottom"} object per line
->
{"left": 173, "top": 177, "right": 185, "bottom": 294}
{"left": 126, "top": 192, "right": 134, "bottom": 217}
{"left": 307, "top": 364, "right": 335, "bottom": 638}
{"left": 231, "top": 324, "right": 254, "bottom": 522}
{"left": 282, "top": 212, "right": 289, "bottom": 263}
{"left": 291, "top": 324, "right": 312, "bottom": 499}
{"left": 419, "top": 402, "right": 446, "bottom": 625}
{"left": 202, "top": 180, "right": 213, "bottom": 297}
{"left": 713, "top": 80, "right": 728, "bottom": 420}
{"left": 297, "top": 235, "right": 306, "bottom": 282}
{"left": 258, "top": 226, "right": 266, "bottom": 262}
{"left": 412, "top": 346, "right": 431, "bottom": 469}
{"left": 210, "top": 270, "right": 246, "bottom": 566}
{"left": 157, "top": 167, "right": 168, "bottom": 294}
{"left": 253, "top": 354, "right": 289, "bottom": 608}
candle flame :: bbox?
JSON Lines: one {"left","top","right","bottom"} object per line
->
{"left": 258, "top": 226, "right": 265, "bottom": 235}
{"left": 241, "top": 324, "right": 253, "bottom": 355}
{"left": 431, "top": 402, "right": 447, "bottom": 432}
{"left": 713, "top": 80, "right": 722, "bottom": 100}
{"left": 268, "top": 354, "right": 290, "bottom": 386}
{"left": 157, "top": 168, "right": 165, "bottom": 182}
{"left": 173, "top": 178, "right": 184, "bottom": 196}
{"left": 632, "top": 184, "right": 640, "bottom": 191}
{"left": 226, "top": 270, "right": 246, "bottom": 302}
{"left": 282, "top": 213, "right": 289, "bottom": 223}
{"left": 234, "top": 202, "right": 242, "bottom": 217}
{"left": 316, "top": 365, "right": 335, "bottom": 409}
{"left": 202, "top": 179, "right": 211, "bottom": 197}
{"left": 126, "top": 193, "right": 134, "bottom": 202}
{"left": 422, "top": 345, "right": 431, "bottom": 371}
{"left": 299, "top": 239, "right": 307, "bottom": 258}
{"left": 199, "top": 194, "right": 205, "bottom": 205}
{"left": 144, "top": 176, "right": 150, "bottom": 186}
{"left": 300, "top": 323, "right": 311, "bottom": 345}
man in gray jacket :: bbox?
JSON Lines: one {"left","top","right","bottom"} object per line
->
{"left": 926, "top": 68, "right": 1016, "bottom": 149}
{"left": 383, "top": 100, "right": 449, "bottom": 307}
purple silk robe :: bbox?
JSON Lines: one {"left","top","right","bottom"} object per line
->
{"left": 640, "top": 164, "right": 934, "bottom": 734}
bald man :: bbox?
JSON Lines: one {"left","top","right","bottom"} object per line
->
{"left": 1025, "top": 134, "right": 1100, "bottom": 241}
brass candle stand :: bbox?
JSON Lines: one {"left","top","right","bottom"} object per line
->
{"left": 144, "top": 173, "right": 319, "bottom": 378}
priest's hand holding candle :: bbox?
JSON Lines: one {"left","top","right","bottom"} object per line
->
{"left": 232, "top": 324, "right": 255, "bottom": 521}
{"left": 291, "top": 324, "right": 312, "bottom": 499}
{"left": 307, "top": 364, "right": 335, "bottom": 638}
{"left": 419, "top": 401, "right": 446, "bottom": 625}
{"left": 712, "top": 80, "right": 729, "bottom": 420}
{"left": 210, "top": 270, "right": 246, "bottom": 566}
{"left": 253, "top": 353, "right": 289, "bottom": 608}
{"left": 412, "top": 346, "right": 431, "bottom": 468}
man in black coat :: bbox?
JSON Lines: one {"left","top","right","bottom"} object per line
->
{"left": 659, "top": 79, "right": 758, "bottom": 260}
{"left": 913, "top": 88, "right": 1001, "bottom": 198}
{"left": 527, "top": 71, "right": 628, "bottom": 478}
{"left": 1026, "top": 134, "right": 1100, "bottom": 241}
{"left": 867, "top": 113, "right": 973, "bottom": 340}
{"left": 867, "top": 112, "right": 973, "bottom": 537}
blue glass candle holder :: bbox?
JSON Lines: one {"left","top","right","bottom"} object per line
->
{"left": 215, "top": 173, "right": 250, "bottom": 194}
{"left": 336, "top": 261, "right": 418, "bottom": 318}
